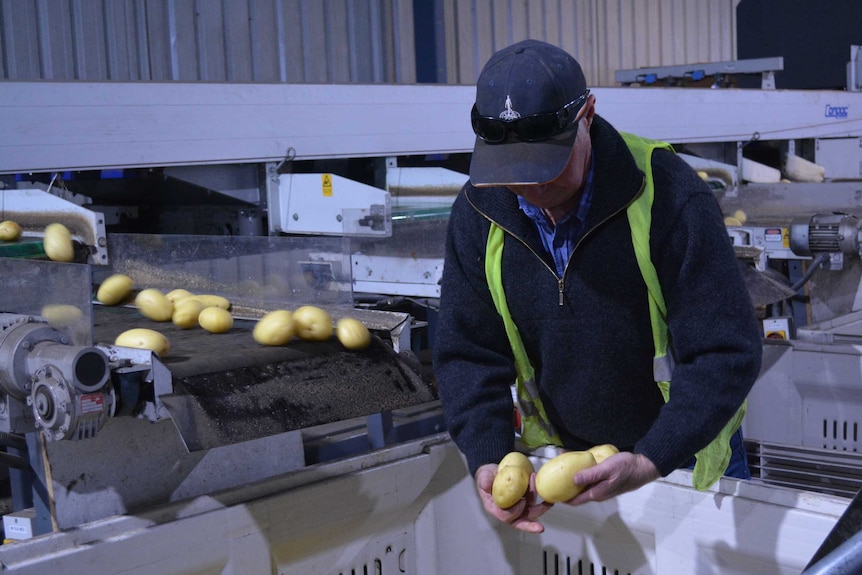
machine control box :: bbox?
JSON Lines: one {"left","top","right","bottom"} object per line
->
{"left": 3, "top": 508, "right": 36, "bottom": 541}
{"left": 763, "top": 317, "right": 794, "bottom": 340}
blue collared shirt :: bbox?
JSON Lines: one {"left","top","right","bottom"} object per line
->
{"left": 517, "top": 154, "right": 595, "bottom": 277}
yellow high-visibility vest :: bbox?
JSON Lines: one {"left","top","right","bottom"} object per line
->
{"left": 484, "top": 132, "right": 746, "bottom": 490}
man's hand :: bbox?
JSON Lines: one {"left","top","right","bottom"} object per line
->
{"left": 565, "top": 452, "right": 660, "bottom": 505}
{"left": 475, "top": 463, "right": 553, "bottom": 533}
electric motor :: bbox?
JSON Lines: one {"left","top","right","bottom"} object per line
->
{"left": 0, "top": 313, "right": 113, "bottom": 440}
{"left": 789, "top": 213, "right": 862, "bottom": 257}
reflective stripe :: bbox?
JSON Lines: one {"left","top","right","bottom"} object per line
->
{"left": 653, "top": 354, "right": 675, "bottom": 383}
{"left": 485, "top": 224, "right": 563, "bottom": 448}
{"left": 622, "top": 131, "right": 746, "bottom": 491}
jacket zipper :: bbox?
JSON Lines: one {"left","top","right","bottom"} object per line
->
{"left": 472, "top": 176, "right": 645, "bottom": 307}
{"left": 561, "top": 175, "right": 647, "bottom": 280}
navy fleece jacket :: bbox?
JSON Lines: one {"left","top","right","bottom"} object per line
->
{"left": 433, "top": 116, "right": 763, "bottom": 477}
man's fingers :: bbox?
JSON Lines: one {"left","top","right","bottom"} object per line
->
{"left": 511, "top": 517, "right": 545, "bottom": 533}
{"left": 525, "top": 500, "right": 554, "bottom": 520}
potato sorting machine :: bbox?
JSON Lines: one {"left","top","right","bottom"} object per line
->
{"left": 2, "top": 63, "right": 862, "bottom": 572}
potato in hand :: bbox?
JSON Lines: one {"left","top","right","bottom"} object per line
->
{"left": 535, "top": 451, "right": 596, "bottom": 503}
{"left": 587, "top": 443, "right": 619, "bottom": 464}
{"left": 491, "top": 451, "right": 535, "bottom": 509}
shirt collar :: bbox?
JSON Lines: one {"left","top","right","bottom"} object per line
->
{"left": 518, "top": 151, "right": 596, "bottom": 227}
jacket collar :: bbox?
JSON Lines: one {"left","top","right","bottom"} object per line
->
{"left": 465, "top": 115, "right": 644, "bottom": 235}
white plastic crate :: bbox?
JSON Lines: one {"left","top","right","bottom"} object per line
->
{"left": 0, "top": 437, "right": 848, "bottom": 574}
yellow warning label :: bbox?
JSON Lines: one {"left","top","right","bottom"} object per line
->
{"left": 322, "top": 174, "right": 333, "bottom": 197}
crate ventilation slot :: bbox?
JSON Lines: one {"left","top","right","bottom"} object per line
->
{"left": 544, "top": 550, "right": 630, "bottom": 575}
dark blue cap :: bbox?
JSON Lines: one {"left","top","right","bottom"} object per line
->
{"left": 470, "top": 40, "right": 588, "bottom": 186}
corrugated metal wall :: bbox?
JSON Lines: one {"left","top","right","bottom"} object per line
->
{"left": 0, "top": 0, "right": 416, "bottom": 83}
{"left": 0, "top": 0, "right": 737, "bottom": 86}
{"left": 446, "top": 0, "right": 739, "bottom": 87}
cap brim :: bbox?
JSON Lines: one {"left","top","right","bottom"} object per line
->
{"left": 469, "top": 125, "right": 578, "bottom": 187}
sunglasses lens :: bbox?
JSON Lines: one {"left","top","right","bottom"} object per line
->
{"left": 513, "top": 114, "right": 559, "bottom": 142}
{"left": 471, "top": 91, "right": 587, "bottom": 144}
{"left": 472, "top": 117, "right": 508, "bottom": 143}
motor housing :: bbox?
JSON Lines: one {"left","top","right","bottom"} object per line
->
{"left": 0, "top": 313, "right": 113, "bottom": 440}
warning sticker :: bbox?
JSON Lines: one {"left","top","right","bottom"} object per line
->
{"left": 764, "top": 228, "right": 784, "bottom": 243}
{"left": 322, "top": 174, "right": 333, "bottom": 197}
{"left": 80, "top": 393, "right": 104, "bottom": 415}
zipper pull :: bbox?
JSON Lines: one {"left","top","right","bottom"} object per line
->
{"left": 558, "top": 279, "right": 565, "bottom": 306}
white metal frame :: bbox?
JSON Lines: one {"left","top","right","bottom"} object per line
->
{"left": 3, "top": 83, "right": 862, "bottom": 174}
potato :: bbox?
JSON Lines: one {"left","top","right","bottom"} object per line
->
{"left": 253, "top": 310, "right": 295, "bottom": 346}
{"left": 733, "top": 209, "right": 748, "bottom": 224}
{"left": 293, "top": 305, "right": 333, "bottom": 341}
{"left": 115, "top": 328, "right": 170, "bottom": 355}
{"left": 41, "top": 304, "right": 83, "bottom": 328}
{"left": 0, "top": 220, "right": 22, "bottom": 241}
{"left": 96, "top": 274, "right": 135, "bottom": 305}
{"left": 165, "top": 288, "right": 194, "bottom": 303}
{"left": 491, "top": 451, "right": 535, "bottom": 509}
{"left": 492, "top": 465, "right": 531, "bottom": 509}
{"left": 498, "top": 451, "right": 534, "bottom": 475}
{"left": 586, "top": 443, "right": 620, "bottom": 465}
{"left": 194, "top": 294, "right": 231, "bottom": 310}
{"left": 43, "top": 222, "right": 74, "bottom": 262}
{"left": 134, "top": 288, "right": 173, "bottom": 322}
{"left": 172, "top": 299, "right": 205, "bottom": 329}
{"left": 535, "top": 451, "right": 596, "bottom": 503}
{"left": 198, "top": 306, "right": 233, "bottom": 333}
{"left": 335, "top": 317, "right": 371, "bottom": 350}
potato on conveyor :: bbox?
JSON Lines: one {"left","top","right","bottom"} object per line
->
{"left": 253, "top": 310, "right": 295, "bottom": 346}
{"left": 115, "top": 328, "right": 170, "bottom": 355}
{"left": 0, "top": 220, "right": 22, "bottom": 241}
{"left": 172, "top": 299, "right": 205, "bottom": 329}
{"left": 293, "top": 305, "right": 333, "bottom": 341}
{"left": 134, "top": 288, "right": 173, "bottom": 322}
{"left": 41, "top": 304, "right": 83, "bottom": 328}
{"left": 165, "top": 288, "right": 194, "bottom": 303}
{"left": 44, "top": 222, "right": 75, "bottom": 262}
{"left": 198, "top": 306, "right": 233, "bottom": 333}
{"left": 335, "top": 317, "right": 371, "bottom": 350}
{"left": 96, "top": 274, "right": 135, "bottom": 305}
{"left": 194, "top": 294, "right": 231, "bottom": 310}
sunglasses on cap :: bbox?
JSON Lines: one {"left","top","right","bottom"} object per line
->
{"left": 471, "top": 90, "right": 590, "bottom": 144}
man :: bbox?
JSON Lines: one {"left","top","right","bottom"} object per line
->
{"left": 432, "top": 39, "right": 763, "bottom": 533}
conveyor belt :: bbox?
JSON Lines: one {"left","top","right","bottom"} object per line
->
{"left": 0, "top": 238, "right": 47, "bottom": 259}
{"left": 94, "top": 306, "right": 436, "bottom": 451}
